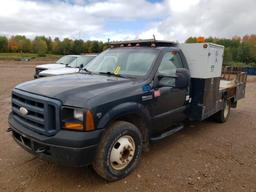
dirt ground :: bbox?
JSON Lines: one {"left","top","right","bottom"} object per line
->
{"left": 0, "top": 60, "right": 256, "bottom": 192}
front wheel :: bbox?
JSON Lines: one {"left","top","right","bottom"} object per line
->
{"left": 92, "top": 121, "right": 142, "bottom": 181}
{"left": 215, "top": 100, "right": 231, "bottom": 123}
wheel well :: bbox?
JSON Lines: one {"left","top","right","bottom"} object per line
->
{"left": 115, "top": 114, "right": 149, "bottom": 144}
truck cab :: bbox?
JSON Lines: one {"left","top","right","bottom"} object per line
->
{"left": 8, "top": 39, "right": 246, "bottom": 181}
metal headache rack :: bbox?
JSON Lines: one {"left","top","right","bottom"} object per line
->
{"left": 109, "top": 39, "right": 177, "bottom": 48}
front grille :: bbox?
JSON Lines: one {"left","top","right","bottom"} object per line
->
{"left": 12, "top": 89, "right": 61, "bottom": 136}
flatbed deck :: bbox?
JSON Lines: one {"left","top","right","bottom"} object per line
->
{"left": 220, "top": 70, "right": 247, "bottom": 100}
{"left": 219, "top": 80, "right": 236, "bottom": 90}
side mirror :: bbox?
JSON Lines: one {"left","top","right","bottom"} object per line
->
{"left": 158, "top": 75, "right": 176, "bottom": 87}
{"left": 79, "top": 64, "right": 83, "bottom": 69}
{"left": 157, "top": 68, "right": 190, "bottom": 89}
{"left": 175, "top": 68, "right": 190, "bottom": 89}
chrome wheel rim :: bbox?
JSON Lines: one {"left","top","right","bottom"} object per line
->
{"left": 110, "top": 135, "right": 135, "bottom": 171}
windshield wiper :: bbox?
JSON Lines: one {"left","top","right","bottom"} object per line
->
{"left": 80, "top": 68, "right": 92, "bottom": 74}
{"left": 98, "top": 71, "right": 125, "bottom": 78}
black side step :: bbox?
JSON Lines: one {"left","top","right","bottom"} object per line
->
{"left": 150, "top": 125, "right": 184, "bottom": 142}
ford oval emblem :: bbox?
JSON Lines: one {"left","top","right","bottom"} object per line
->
{"left": 19, "top": 107, "right": 28, "bottom": 116}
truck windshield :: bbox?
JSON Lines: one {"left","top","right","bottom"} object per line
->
{"left": 56, "top": 55, "right": 77, "bottom": 65}
{"left": 67, "top": 56, "right": 95, "bottom": 68}
{"left": 85, "top": 48, "right": 158, "bottom": 77}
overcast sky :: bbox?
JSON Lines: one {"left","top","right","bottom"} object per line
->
{"left": 0, "top": 0, "right": 255, "bottom": 42}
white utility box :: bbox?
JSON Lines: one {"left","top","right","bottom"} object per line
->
{"left": 179, "top": 43, "right": 224, "bottom": 79}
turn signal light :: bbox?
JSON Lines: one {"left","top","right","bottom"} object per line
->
{"left": 85, "top": 111, "right": 95, "bottom": 131}
{"left": 64, "top": 122, "right": 84, "bottom": 131}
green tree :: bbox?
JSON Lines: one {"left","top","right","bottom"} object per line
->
{"left": 20, "top": 38, "right": 32, "bottom": 52}
{"left": 33, "top": 39, "right": 48, "bottom": 56}
{"left": 12, "top": 35, "right": 32, "bottom": 53}
{"left": 46, "top": 37, "right": 53, "bottom": 53}
{"left": 8, "top": 36, "right": 18, "bottom": 52}
{"left": 103, "top": 43, "right": 109, "bottom": 51}
{"left": 237, "top": 42, "right": 253, "bottom": 64}
{"left": 89, "top": 41, "right": 100, "bottom": 53}
{"left": 60, "top": 38, "right": 73, "bottom": 54}
{"left": 185, "top": 37, "right": 197, "bottom": 43}
{"left": 73, "top": 40, "right": 84, "bottom": 54}
{"left": 205, "top": 37, "right": 214, "bottom": 43}
{"left": 84, "top": 41, "right": 90, "bottom": 53}
{"left": 52, "top": 37, "right": 62, "bottom": 54}
{"left": 0, "top": 36, "right": 8, "bottom": 52}
{"left": 97, "top": 41, "right": 104, "bottom": 52}
{"left": 223, "top": 47, "right": 233, "bottom": 64}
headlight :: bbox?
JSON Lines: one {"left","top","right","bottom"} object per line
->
{"left": 74, "top": 109, "right": 84, "bottom": 121}
{"left": 62, "top": 107, "right": 95, "bottom": 131}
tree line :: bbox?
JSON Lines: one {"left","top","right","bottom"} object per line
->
{"left": 0, "top": 35, "right": 108, "bottom": 56}
{"left": 186, "top": 35, "right": 256, "bottom": 67}
{"left": 0, "top": 34, "right": 256, "bottom": 67}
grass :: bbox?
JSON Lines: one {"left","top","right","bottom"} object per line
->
{"left": 0, "top": 52, "right": 61, "bottom": 61}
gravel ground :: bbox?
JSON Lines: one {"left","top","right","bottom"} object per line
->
{"left": 0, "top": 60, "right": 256, "bottom": 192}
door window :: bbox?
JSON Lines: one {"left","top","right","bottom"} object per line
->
{"left": 158, "top": 51, "right": 183, "bottom": 75}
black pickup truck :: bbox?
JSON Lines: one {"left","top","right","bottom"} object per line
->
{"left": 8, "top": 40, "right": 246, "bottom": 181}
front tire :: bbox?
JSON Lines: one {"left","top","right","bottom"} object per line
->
{"left": 93, "top": 121, "right": 142, "bottom": 181}
{"left": 215, "top": 100, "right": 231, "bottom": 123}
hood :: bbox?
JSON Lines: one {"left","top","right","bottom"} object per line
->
{"left": 39, "top": 67, "right": 79, "bottom": 76}
{"left": 15, "top": 74, "right": 140, "bottom": 107}
{"left": 36, "top": 64, "right": 65, "bottom": 69}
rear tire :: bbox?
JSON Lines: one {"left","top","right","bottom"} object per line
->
{"left": 215, "top": 100, "right": 231, "bottom": 123}
{"left": 93, "top": 121, "right": 142, "bottom": 181}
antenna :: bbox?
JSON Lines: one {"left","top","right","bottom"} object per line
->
{"left": 153, "top": 34, "right": 156, "bottom": 42}
{"left": 107, "top": 38, "right": 112, "bottom": 48}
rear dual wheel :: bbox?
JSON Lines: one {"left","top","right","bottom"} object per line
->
{"left": 215, "top": 100, "right": 231, "bottom": 123}
{"left": 93, "top": 121, "right": 142, "bottom": 181}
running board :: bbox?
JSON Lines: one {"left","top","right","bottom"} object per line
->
{"left": 150, "top": 125, "right": 184, "bottom": 142}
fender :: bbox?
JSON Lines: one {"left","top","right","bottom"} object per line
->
{"left": 96, "top": 102, "right": 151, "bottom": 130}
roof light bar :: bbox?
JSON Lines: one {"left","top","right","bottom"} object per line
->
{"left": 109, "top": 39, "right": 177, "bottom": 48}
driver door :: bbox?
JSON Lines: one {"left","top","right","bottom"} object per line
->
{"left": 150, "top": 51, "right": 187, "bottom": 133}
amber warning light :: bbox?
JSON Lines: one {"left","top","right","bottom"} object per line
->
{"left": 197, "top": 37, "right": 205, "bottom": 43}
